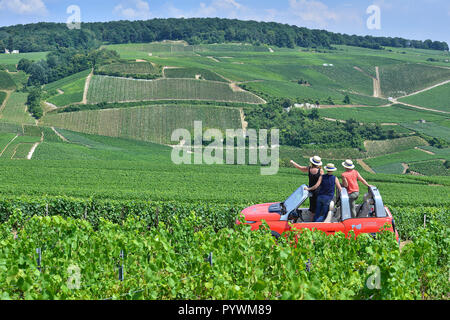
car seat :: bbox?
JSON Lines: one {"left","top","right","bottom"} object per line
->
{"left": 301, "top": 210, "right": 315, "bottom": 222}
{"left": 357, "top": 193, "right": 374, "bottom": 218}
{"left": 323, "top": 201, "right": 335, "bottom": 223}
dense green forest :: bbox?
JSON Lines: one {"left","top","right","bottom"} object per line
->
{"left": 0, "top": 18, "right": 448, "bottom": 53}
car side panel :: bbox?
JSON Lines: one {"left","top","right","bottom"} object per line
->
{"left": 247, "top": 221, "right": 290, "bottom": 234}
{"left": 342, "top": 217, "right": 394, "bottom": 237}
{"left": 291, "top": 222, "right": 346, "bottom": 235}
{"left": 267, "top": 221, "right": 290, "bottom": 235}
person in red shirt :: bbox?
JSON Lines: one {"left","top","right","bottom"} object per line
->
{"left": 341, "top": 160, "right": 374, "bottom": 218}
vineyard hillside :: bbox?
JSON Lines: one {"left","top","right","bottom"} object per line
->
{"left": 41, "top": 105, "right": 242, "bottom": 144}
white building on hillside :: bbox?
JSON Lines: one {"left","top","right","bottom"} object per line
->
{"left": 12, "top": 50, "right": 19, "bottom": 54}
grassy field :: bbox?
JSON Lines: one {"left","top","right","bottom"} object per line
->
{"left": 0, "top": 92, "right": 36, "bottom": 124}
{"left": 408, "top": 160, "right": 449, "bottom": 176}
{"left": 398, "top": 81, "right": 450, "bottom": 112}
{"left": 164, "top": 67, "right": 228, "bottom": 82}
{"left": 44, "top": 69, "right": 91, "bottom": 107}
{"left": 0, "top": 91, "right": 6, "bottom": 105}
{"left": 0, "top": 135, "right": 40, "bottom": 159}
{"left": 400, "top": 121, "right": 450, "bottom": 143}
{"left": 364, "top": 136, "right": 429, "bottom": 157}
{"left": 8, "top": 71, "right": 28, "bottom": 90}
{"left": 365, "top": 148, "right": 449, "bottom": 174}
{"left": 41, "top": 104, "right": 242, "bottom": 144}
{"left": 0, "top": 71, "right": 16, "bottom": 90}
{"left": 0, "top": 136, "right": 445, "bottom": 206}
{"left": 0, "top": 52, "right": 48, "bottom": 65}
{"left": 97, "top": 61, "right": 161, "bottom": 76}
{"left": 319, "top": 104, "right": 447, "bottom": 123}
{"left": 86, "top": 75, "right": 265, "bottom": 104}
{"left": 379, "top": 63, "right": 450, "bottom": 98}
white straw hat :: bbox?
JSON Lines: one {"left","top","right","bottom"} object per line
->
{"left": 309, "top": 156, "right": 322, "bottom": 166}
{"left": 342, "top": 159, "right": 355, "bottom": 169}
{"left": 325, "top": 163, "right": 337, "bottom": 172}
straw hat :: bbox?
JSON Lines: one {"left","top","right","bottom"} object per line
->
{"left": 325, "top": 163, "right": 337, "bottom": 172}
{"left": 342, "top": 159, "right": 355, "bottom": 169}
{"left": 309, "top": 156, "right": 322, "bottom": 166}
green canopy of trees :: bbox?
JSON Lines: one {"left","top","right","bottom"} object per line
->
{"left": 0, "top": 18, "right": 447, "bottom": 53}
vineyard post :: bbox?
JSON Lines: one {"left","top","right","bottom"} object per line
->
{"left": 424, "top": 215, "right": 426, "bottom": 227}
{"left": 206, "top": 252, "right": 213, "bottom": 267}
{"left": 45, "top": 203, "right": 48, "bottom": 216}
{"left": 119, "top": 250, "right": 124, "bottom": 281}
{"left": 36, "top": 248, "right": 42, "bottom": 272}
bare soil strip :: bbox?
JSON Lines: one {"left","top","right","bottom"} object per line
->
{"left": 26, "top": 132, "right": 44, "bottom": 160}
{"left": 240, "top": 108, "right": 248, "bottom": 132}
{"left": 206, "top": 56, "right": 220, "bottom": 63}
{"left": 353, "top": 66, "right": 375, "bottom": 79}
{"left": 373, "top": 66, "right": 382, "bottom": 98}
{"left": 399, "top": 79, "right": 450, "bottom": 100}
{"left": 323, "top": 117, "right": 346, "bottom": 123}
{"left": 44, "top": 101, "right": 58, "bottom": 111}
{"left": 414, "top": 147, "right": 436, "bottom": 155}
{"left": 0, "top": 134, "right": 18, "bottom": 157}
{"left": 401, "top": 163, "right": 409, "bottom": 174}
{"left": 162, "top": 66, "right": 180, "bottom": 78}
{"left": 357, "top": 159, "right": 376, "bottom": 174}
{"left": 353, "top": 66, "right": 381, "bottom": 98}
{"left": 82, "top": 68, "right": 94, "bottom": 104}
{"left": 394, "top": 100, "right": 450, "bottom": 114}
{"left": 230, "top": 82, "right": 245, "bottom": 92}
{"left": 51, "top": 127, "right": 69, "bottom": 142}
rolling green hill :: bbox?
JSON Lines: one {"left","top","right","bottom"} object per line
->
{"left": 398, "top": 81, "right": 450, "bottom": 112}
{"left": 41, "top": 105, "right": 242, "bottom": 144}
{"left": 0, "top": 92, "right": 35, "bottom": 124}
{"left": 379, "top": 63, "right": 450, "bottom": 98}
{"left": 86, "top": 75, "right": 265, "bottom": 104}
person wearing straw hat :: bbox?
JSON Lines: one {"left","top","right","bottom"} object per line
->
{"left": 304, "top": 163, "right": 342, "bottom": 222}
{"left": 341, "top": 159, "right": 374, "bottom": 218}
{"left": 290, "top": 156, "right": 324, "bottom": 216}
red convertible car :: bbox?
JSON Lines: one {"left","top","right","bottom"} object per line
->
{"left": 237, "top": 185, "right": 399, "bottom": 242}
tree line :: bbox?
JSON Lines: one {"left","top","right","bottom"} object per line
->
{"left": 0, "top": 18, "right": 448, "bottom": 53}
{"left": 245, "top": 98, "right": 403, "bottom": 150}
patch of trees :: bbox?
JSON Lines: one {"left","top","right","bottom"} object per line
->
{"left": 17, "top": 48, "right": 120, "bottom": 86}
{"left": 245, "top": 98, "right": 400, "bottom": 150}
{"left": 55, "top": 100, "right": 254, "bottom": 114}
{"left": 0, "top": 18, "right": 447, "bottom": 53}
{"left": 26, "top": 87, "right": 43, "bottom": 119}
{"left": 296, "top": 79, "right": 310, "bottom": 86}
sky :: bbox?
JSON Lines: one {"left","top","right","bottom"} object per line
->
{"left": 0, "top": 0, "right": 449, "bottom": 45}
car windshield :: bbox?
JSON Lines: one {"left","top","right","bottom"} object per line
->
{"left": 283, "top": 186, "right": 306, "bottom": 214}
